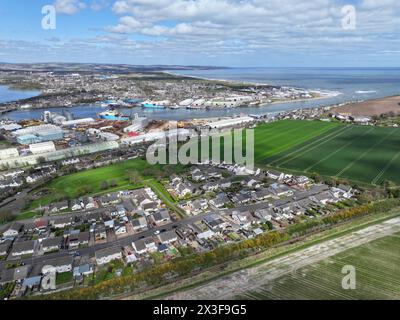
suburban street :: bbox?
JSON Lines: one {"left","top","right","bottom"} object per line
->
{"left": 0, "top": 210, "right": 208, "bottom": 270}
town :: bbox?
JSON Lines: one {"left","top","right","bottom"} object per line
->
{"left": 0, "top": 67, "right": 397, "bottom": 300}
{"left": 0, "top": 159, "right": 356, "bottom": 298}
{"left": 0, "top": 64, "right": 321, "bottom": 114}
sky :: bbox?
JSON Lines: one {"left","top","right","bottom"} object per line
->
{"left": 0, "top": 0, "right": 399, "bottom": 67}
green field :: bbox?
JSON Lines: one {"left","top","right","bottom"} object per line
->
{"left": 238, "top": 232, "right": 400, "bottom": 300}
{"left": 253, "top": 120, "right": 340, "bottom": 162}
{"left": 256, "top": 121, "right": 400, "bottom": 186}
{"left": 27, "top": 159, "right": 175, "bottom": 210}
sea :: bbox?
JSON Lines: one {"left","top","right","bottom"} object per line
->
{"left": 1, "top": 67, "right": 400, "bottom": 122}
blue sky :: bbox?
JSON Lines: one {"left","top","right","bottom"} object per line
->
{"left": 0, "top": 0, "right": 399, "bottom": 67}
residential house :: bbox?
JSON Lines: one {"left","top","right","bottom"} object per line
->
{"left": 115, "top": 204, "right": 127, "bottom": 216}
{"left": 52, "top": 216, "right": 72, "bottom": 229}
{"left": 84, "top": 197, "right": 97, "bottom": 210}
{"left": 49, "top": 200, "right": 69, "bottom": 213}
{"left": 10, "top": 240, "right": 35, "bottom": 257}
{"left": 191, "top": 168, "right": 206, "bottom": 181}
{"left": 202, "top": 182, "right": 220, "bottom": 192}
{"left": 23, "top": 222, "right": 36, "bottom": 233}
{"left": 99, "top": 193, "right": 120, "bottom": 206}
{"left": 71, "top": 199, "right": 84, "bottom": 211}
{"left": 152, "top": 209, "right": 171, "bottom": 225}
{"left": 22, "top": 276, "right": 42, "bottom": 289}
{"left": 254, "top": 189, "right": 274, "bottom": 201}
{"left": 73, "top": 263, "right": 94, "bottom": 278}
{"left": 311, "top": 191, "right": 336, "bottom": 205}
{"left": 114, "top": 220, "right": 127, "bottom": 235}
{"left": 0, "top": 241, "right": 12, "bottom": 257}
{"left": 269, "top": 184, "right": 294, "bottom": 197}
{"left": 95, "top": 246, "right": 122, "bottom": 265}
{"left": 94, "top": 224, "right": 107, "bottom": 241}
{"left": 42, "top": 256, "right": 74, "bottom": 274}
{"left": 190, "top": 199, "right": 208, "bottom": 213}
{"left": 104, "top": 218, "right": 114, "bottom": 229}
{"left": 232, "top": 193, "right": 253, "bottom": 205}
{"left": 3, "top": 222, "right": 23, "bottom": 238}
{"left": 41, "top": 237, "right": 63, "bottom": 253}
{"left": 175, "top": 181, "right": 196, "bottom": 198}
{"left": 231, "top": 211, "right": 253, "bottom": 228}
{"left": 132, "top": 237, "right": 157, "bottom": 255}
{"left": 157, "top": 230, "right": 178, "bottom": 245}
{"left": 209, "top": 193, "right": 230, "bottom": 208}
{"left": 203, "top": 214, "right": 227, "bottom": 231}
{"left": 131, "top": 217, "right": 147, "bottom": 232}
{"left": 254, "top": 208, "right": 274, "bottom": 221}
{"left": 197, "top": 229, "right": 215, "bottom": 240}
{"left": 121, "top": 200, "right": 136, "bottom": 214}
{"left": 332, "top": 184, "right": 354, "bottom": 199}
{"left": 68, "top": 231, "right": 90, "bottom": 249}
{"left": 266, "top": 170, "right": 284, "bottom": 181}
{"left": 140, "top": 199, "right": 158, "bottom": 212}
{"left": 34, "top": 218, "right": 48, "bottom": 231}
{"left": 242, "top": 178, "right": 262, "bottom": 189}
{"left": 170, "top": 174, "right": 182, "bottom": 184}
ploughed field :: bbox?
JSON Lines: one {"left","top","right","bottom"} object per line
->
{"left": 256, "top": 120, "right": 400, "bottom": 185}
{"left": 237, "top": 232, "right": 400, "bottom": 300}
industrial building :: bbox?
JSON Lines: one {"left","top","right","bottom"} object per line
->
{"left": 29, "top": 141, "right": 56, "bottom": 155}
{"left": 97, "top": 132, "right": 120, "bottom": 141}
{"left": 17, "top": 134, "right": 40, "bottom": 145}
{"left": 0, "top": 148, "right": 19, "bottom": 160}
{"left": 36, "top": 129, "right": 64, "bottom": 142}
{"left": 13, "top": 124, "right": 64, "bottom": 144}
{"left": 179, "top": 99, "right": 194, "bottom": 107}
{"left": 12, "top": 124, "right": 60, "bottom": 137}
{"left": 0, "top": 141, "right": 119, "bottom": 169}
{"left": 0, "top": 123, "right": 22, "bottom": 131}
{"left": 61, "top": 118, "right": 95, "bottom": 126}
{"left": 121, "top": 129, "right": 192, "bottom": 145}
{"left": 207, "top": 116, "right": 254, "bottom": 129}
{"left": 123, "top": 114, "right": 148, "bottom": 133}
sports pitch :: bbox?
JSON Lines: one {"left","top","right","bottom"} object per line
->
{"left": 238, "top": 232, "right": 400, "bottom": 300}
{"left": 256, "top": 120, "right": 400, "bottom": 185}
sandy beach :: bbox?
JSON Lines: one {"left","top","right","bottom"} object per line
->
{"left": 334, "top": 95, "right": 400, "bottom": 116}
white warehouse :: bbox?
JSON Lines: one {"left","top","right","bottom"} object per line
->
{"left": 0, "top": 148, "right": 19, "bottom": 160}
{"left": 207, "top": 116, "right": 254, "bottom": 129}
{"left": 29, "top": 141, "right": 56, "bottom": 155}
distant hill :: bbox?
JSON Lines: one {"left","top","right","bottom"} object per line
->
{"left": 0, "top": 63, "right": 228, "bottom": 74}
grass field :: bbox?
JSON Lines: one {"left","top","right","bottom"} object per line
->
{"left": 256, "top": 121, "right": 400, "bottom": 186}
{"left": 27, "top": 159, "right": 177, "bottom": 210}
{"left": 253, "top": 120, "right": 340, "bottom": 162}
{"left": 238, "top": 232, "right": 400, "bottom": 300}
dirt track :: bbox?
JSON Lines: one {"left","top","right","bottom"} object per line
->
{"left": 164, "top": 217, "right": 400, "bottom": 300}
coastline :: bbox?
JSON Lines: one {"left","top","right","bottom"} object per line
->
{"left": 163, "top": 70, "right": 342, "bottom": 109}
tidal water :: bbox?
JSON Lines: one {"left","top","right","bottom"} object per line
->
{"left": 0, "top": 85, "right": 40, "bottom": 104}
{"left": 2, "top": 68, "right": 400, "bottom": 122}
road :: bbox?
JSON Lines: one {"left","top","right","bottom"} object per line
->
{"left": 163, "top": 216, "right": 400, "bottom": 300}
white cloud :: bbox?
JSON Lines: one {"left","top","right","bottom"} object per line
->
{"left": 90, "top": 0, "right": 110, "bottom": 11}
{"left": 54, "top": 0, "right": 110, "bottom": 15}
{"left": 54, "top": 0, "right": 87, "bottom": 15}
